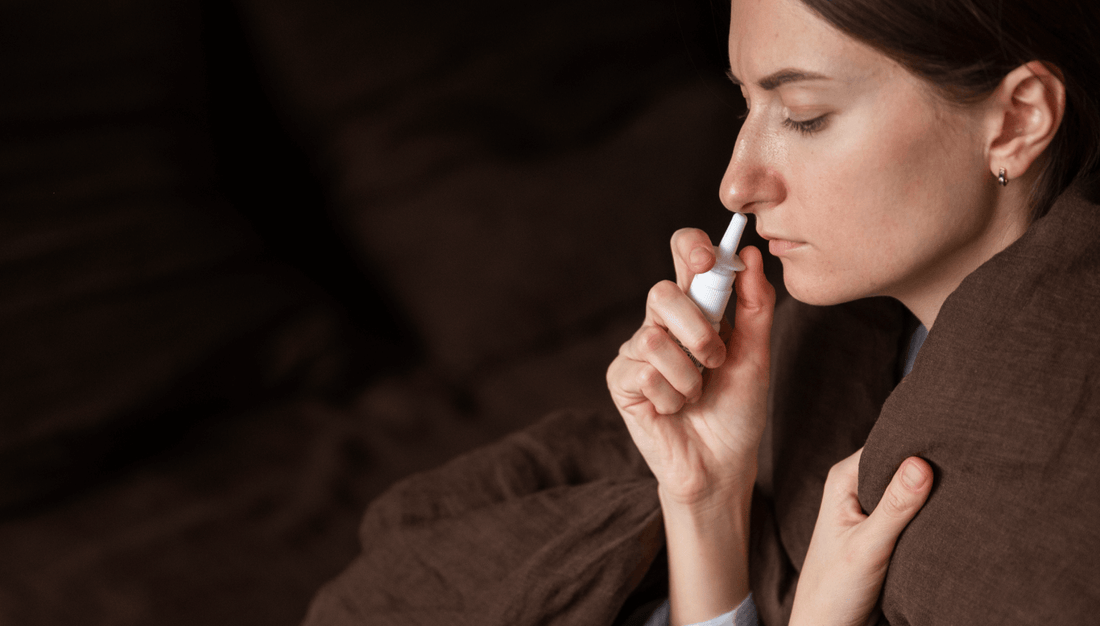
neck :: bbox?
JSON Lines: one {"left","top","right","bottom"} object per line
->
{"left": 894, "top": 187, "right": 1033, "bottom": 329}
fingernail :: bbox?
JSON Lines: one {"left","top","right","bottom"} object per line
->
{"left": 690, "top": 247, "right": 711, "bottom": 268}
{"left": 901, "top": 460, "right": 927, "bottom": 490}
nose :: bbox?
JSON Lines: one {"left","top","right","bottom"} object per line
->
{"left": 719, "top": 117, "right": 785, "bottom": 214}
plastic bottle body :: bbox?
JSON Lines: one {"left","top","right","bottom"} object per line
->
{"left": 671, "top": 213, "right": 747, "bottom": 371}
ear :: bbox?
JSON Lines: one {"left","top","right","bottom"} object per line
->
{"left": 985, "top": 60, "right": 1066, "bottom": 184}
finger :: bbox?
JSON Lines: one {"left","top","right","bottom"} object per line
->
{"left": 671, "top": 228, "right": 716, "bottom": 291}
{"left": 619, "top": 322, "right": 704, "bottom": 404}
{"left": 863, "top": 457, "right": 933, "bottom": 551}
{"left": 644, "top": 280, "right": 727, "bottom": 370}
{"left": 725, "top": 246, "right": 776, "bottom": 371}
{"left": 819, "top": 447, "right": 865, "bottom": 519}
{"left": 610, "top": 355, "right": 690, "bottom": 415}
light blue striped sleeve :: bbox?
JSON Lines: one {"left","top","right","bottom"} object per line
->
{"left": 643, "top": 593, "right": 759, "bottom": 626}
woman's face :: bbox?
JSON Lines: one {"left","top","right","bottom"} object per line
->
{"left": 723, "top": 0, "right": 1023, "bottom": 322}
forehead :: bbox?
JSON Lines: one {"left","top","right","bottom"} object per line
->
{"left": 727, "top": 0, "right": 890, "bottom": 87}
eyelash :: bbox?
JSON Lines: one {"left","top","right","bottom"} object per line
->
{"left": 782, "top": 114, "right": 829, "bottom": 136}
{"left": 736, "top": 109, "right": 830, "bottom": 136}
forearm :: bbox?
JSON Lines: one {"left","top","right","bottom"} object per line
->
{"left": 661, "top": 467, "right": 756, "bottom": 626}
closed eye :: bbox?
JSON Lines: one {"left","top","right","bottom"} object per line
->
{"left": 782, "top": 114, "right": 829, "bottom": 136}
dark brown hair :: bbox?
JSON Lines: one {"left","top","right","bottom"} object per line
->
{"left": 799, "top": 0, "right": 1100, "bottom": 217}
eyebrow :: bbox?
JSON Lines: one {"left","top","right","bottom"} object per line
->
{"left": 725, "top": 68, "right": 830, "bottom": 90}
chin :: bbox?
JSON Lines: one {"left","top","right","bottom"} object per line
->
{"left": 782, "top": 271, "right": 870, "bottom": 307}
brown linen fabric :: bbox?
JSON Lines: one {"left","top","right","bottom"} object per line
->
{"left": 308, "top": 188, "right": 1100, "bottom": 624}
{"left": 753, "top": 186, "right": 1100, "bottom": 625}
{"left": 862, "top": 185, "right": 1100, "bottom": 624}
{"left": 303, "top": 408, "right": 664, "bottom": 626}
{"left": 750, "top": 295, "right": 912, "bottom": 625}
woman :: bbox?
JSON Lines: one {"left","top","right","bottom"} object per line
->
{"left": 303, "top": 0, "right": 1100, "bottom": 623}
{"left": 608, "top": 0, "right": 1100, "bottom": 624}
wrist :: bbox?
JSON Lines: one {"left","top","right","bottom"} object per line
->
{"left": 660, "top": 473, "right": 755, "bottom": 626}
{"left": 658, "top": 476, "right": 754, "bottom": 536}
{"left": 657, "top": 456, "right": 758, "bottom": 511}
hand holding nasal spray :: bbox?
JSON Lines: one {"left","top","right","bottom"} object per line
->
{"left": 676, "top": 213, "right": 748, "bottom": 371}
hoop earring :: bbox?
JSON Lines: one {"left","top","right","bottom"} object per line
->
{"left": 997, "top": 168, "right": 1009, "bottom": 187}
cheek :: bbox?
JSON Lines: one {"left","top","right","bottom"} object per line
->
{"left": 789, "top": 130, "right": 897, "bottom": 256}
{"left": 781, "top": 101, "right": 965, "bottom": 302}
{"left": 799, "top": 100, "right": 961, "bottom": 249}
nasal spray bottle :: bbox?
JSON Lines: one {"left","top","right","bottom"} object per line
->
{"left": 677, "top": 212, "right": 748, "bottom": 371}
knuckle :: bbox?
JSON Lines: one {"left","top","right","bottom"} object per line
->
{"left": 682, "top": 327, "right": 714, "bottom": 355}
{"left": 682, "top": 375, "right": 703, "bottom": 400}
{"left": 761, "top": 281, "right": 777, "bottom": 308}
{"left": 617, "top": 338, "right": 632, "bottom": 357}
{"left": 825, "top": 462, "right": 846, "bottom": 484}
{"left": 647, "top": 280, "right": 681, "bottom": 309}
{"left": 657, "top": 395, "right": 685, "bottom": 415}
{"left": 670, "top": 228, "right": 698, "bottom": 250}
{"left": 822, "top": 464, "right": 850, "bottom": 499}
{"left": 744, "top": 283, "right": 776, "bottom": 315}
{"left": 671, "top": 229, "right": 711, "bottom": 264}
{"left": 637, "top": 326, "right": 667, "bottom": 355}
{"left": 606, "top": 357, "right": 622, "bottom": 387}
{"left": 881, "top": 487, "right": 912, "bottom": 518}
{"left": 637, "top": 363, "right": 664, "bottom": 390}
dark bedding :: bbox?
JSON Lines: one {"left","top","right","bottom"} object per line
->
{"left": 8, "top": 0, "right": 1099, "bottom": 622}
{"left": 307, "top": 189, "right": 1100, "bottom": 625}
{"left": 755, "top": 187, "right": 1100, "bottom": 624}
{"left": 304, "top": 408, "right": 663, "bottom": 626}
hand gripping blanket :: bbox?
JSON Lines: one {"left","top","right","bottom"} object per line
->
{"left": 754, "top": 186, "right": 1100, "bottom": 625}
{"left": 306, "top": 189, "right": 1100, "bottom": 625}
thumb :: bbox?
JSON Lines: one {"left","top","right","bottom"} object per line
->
{"left": 725, "top": 245, "right": 775, "bottom": 369}
{"left": 863, "top": 457, "right": 933, "bottom": 553}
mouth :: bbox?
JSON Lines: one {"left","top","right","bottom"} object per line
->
{"left": 757, "top": 230, "right": 806, "bottom": 256}
{"left": 767, "top": 239, "right": 805, "bottom": 256}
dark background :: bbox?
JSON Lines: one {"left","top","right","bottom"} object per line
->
{"left": 0, "top": 0, "right": 762, "bottom": 623}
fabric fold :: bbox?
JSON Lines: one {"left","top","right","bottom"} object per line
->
{"left": 304, "top": 408, "right": 663, "bottom": 626}
{"left": 307, "top": 188, "right": 1100, "bottom": 625}
{"left": 754, "top": 187, "right": 1100, "bottom": 624}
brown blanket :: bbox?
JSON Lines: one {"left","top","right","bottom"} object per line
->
{"left": 754, "top": 186, "right": 1100, "bottom": 625}
{"left": 307, "top": 189, "right": 1100, "bottom": 625}
{"left": 303, "top": 408, "right": 664, "bottom": 625}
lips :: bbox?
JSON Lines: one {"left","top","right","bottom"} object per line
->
{"left": 757, "top": 230, "right": 805, "bottom": 256}
{"left": 768, "top": 239, "right": 804, "bottom": 256}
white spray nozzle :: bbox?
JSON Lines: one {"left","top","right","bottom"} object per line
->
{"left": 688, "top": 213, "right": 748, "bottom": 327}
